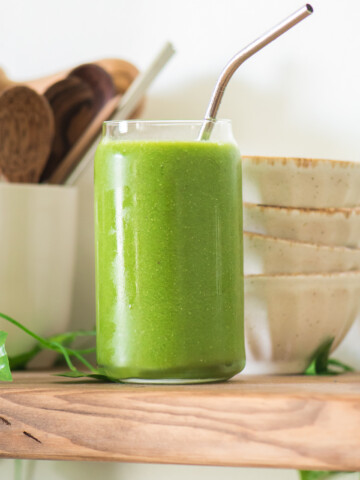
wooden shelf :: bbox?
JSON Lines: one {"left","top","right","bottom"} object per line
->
{"left": 0, "top": 371, "right": 359, "bottom": 470}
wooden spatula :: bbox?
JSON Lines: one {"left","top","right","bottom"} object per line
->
{"left": 0, "top": 86, "right": 54, "bottom": 183}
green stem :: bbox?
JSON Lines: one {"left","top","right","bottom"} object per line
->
{"left": 0, "top": 313, "right": 51, "bottom": 349}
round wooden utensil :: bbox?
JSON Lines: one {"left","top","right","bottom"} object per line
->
{"left": 40, "top": 76, "right": 94, "bottom": 181}
{"left": 94, "top": 58, "right": 139, "bottom": 94}
{"left": 69, "top": 63, "right": 116, "bottom": 111}
{"left": 94, "top": 59, "right": 145, "bottom": 117}
{"left": 0, "top": 86, "right": 54, "bottom": 183}
{"left": 40, "top": 64, "right": 117, "bottom": 182}
{"left": 45, "top": 43, "right": 176, "bottom": 185}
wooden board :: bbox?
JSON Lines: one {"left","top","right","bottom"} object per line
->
{"left": 0, "top": 371, "right": 359, "bottom": 470}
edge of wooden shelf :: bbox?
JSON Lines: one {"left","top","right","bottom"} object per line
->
{"left": 0, "top": 371, "right": 359, "bottom": 470}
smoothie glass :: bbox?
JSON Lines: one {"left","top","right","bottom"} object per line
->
{"left": 94, "top": 120, "right": 244, "bottom": 383}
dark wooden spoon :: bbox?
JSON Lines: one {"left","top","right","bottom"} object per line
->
{"left": 94, "top": 58, "right": 139, "bottom": 94}
{"left": 0, "top": 86, "right": 54, "bottom": 183}
{"left": 41, "top": 64, "right": 116, "bottom": 181}
{"left": 69, "top": 63, "right": 116, "bottom": 111}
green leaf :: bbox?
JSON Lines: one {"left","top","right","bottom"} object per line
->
{"left": 299, "top": 471, "right": 353, "bottom": 480}
{"left": 305, "top": 338, "right": 334, "bottom": 375}
{"left": 305, "top": 338, "right": 355, "bottom": 376}
{"left": 299, "top": 471, "right": 328, "bottom": 480}
{"left": 0, "top": 331, "right": 12, "bottom": 382}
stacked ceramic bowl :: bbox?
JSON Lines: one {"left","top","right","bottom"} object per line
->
{"left": 242, "top": 156, "right": 360, "bottom": 374}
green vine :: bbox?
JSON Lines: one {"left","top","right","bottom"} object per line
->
{"left": 0, "top": 312, "right": 115, "bottom": 382}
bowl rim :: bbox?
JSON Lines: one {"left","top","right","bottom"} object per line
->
{"left": 242, "top": 155, "right": 360, "bottom": 168}
{"left": 243, "top": 231, "right": 360, "bottom": 253}
{"left": 244, "top": 202, "right": 360, "bottom": 216}
{"left": 245, "top": 271, "right": 360, "bottom": 279}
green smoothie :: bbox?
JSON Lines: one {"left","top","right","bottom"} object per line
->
{"left": 94, "top": 138, "right": 244, "bottom": 382}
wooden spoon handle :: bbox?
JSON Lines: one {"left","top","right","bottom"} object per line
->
{"left": 0, "top": 86, "right": 54, "bottom": 183}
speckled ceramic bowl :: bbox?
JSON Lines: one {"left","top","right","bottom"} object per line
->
{"left": 244, "top": 232, "right": 360, "bottom": 275}
{"left": 242, "top": 156, "right": 360, "bottom": 208}
{"left": 243, "top": 203, "right": 360, "bottom": 248}
{"left": 243, "top": 272, "right": 360, "bottom": 374}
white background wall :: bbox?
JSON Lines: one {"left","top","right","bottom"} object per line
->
{"left": 1, "top": 0, "right": 360, "bottom": 478}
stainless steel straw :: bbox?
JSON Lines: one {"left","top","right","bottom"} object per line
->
{"left": 199, "top": 4, "right": 313, "bottom": 140}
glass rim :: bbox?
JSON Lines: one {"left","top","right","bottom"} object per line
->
{"left": 103, "top": 119, "right": 232, "bottom": 126}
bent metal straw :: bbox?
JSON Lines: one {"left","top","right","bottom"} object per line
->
{"left": 199, "top": 4, "right": 313, "bottom": 141}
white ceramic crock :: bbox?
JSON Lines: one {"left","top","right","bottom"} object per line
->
{"left": 0, "top": 183, "right": 78, "bottom": 357}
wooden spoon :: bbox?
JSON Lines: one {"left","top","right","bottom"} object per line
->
{"left": 40, "top": 64, "right": 117, "bottom": 182}
{"left": 69, "top": 63, "right": 116, "bottom": 111}
{"left": 94, "top": 58, "right": 140, "bottom": 94}
{"left": 40, "top": 76, "right": 94, "bottom": 181}
{"left": 47, "top": 94, "right": 121, "bottom": 184}
{"left": 46, "top": 92, "right": 145, "bottom": 185}
{"left": 0, "top": 86, "right": 54, "bottom": 183}
{"left": 93, "top": 58, "right": 145, "bottom": 117}
{"left": 47, "top": 42, "right": 176, "bottom": 185}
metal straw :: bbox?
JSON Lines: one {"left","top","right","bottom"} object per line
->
{"left": 199, "top": 4, "right": 313, "bottom": 141}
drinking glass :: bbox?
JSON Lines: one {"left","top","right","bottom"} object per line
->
{"left": 94, "top": 120, "right": 244, "bottom": 383}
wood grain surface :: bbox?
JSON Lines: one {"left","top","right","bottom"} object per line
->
{"left": 0, "top": 372, "right": 359, "bottom": 470}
